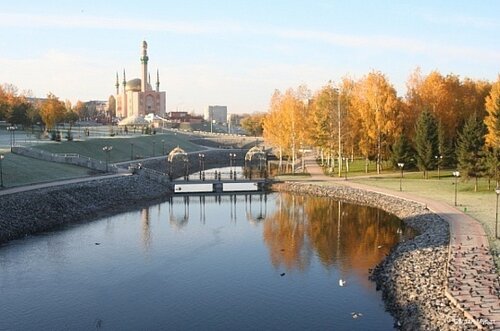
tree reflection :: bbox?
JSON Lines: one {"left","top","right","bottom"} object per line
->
{"left": 263, "top": 193, "right": 406, "bottom": 275}
{"left": 263, "top": 193, "right": 312, "bottom": 271}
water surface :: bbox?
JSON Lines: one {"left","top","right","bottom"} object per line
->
{"left": 0, "top": 192, "right": 408, "bottom": 330}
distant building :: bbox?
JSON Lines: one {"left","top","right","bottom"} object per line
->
{"left": 205, "top": 105, "right": 227, "bottom": 124}
{"left": 85, "top": 100, "right": 108, "bottom": 114}
{"left": 167, "top": 111, "right": 203, "bottom": 124}
{"left": 115, "top": 41, "right": 166, "bottom": 122}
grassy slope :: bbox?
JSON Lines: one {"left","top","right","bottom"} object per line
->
{"left": 32, "top": 133, "right": 205, "bottom": 162}
{"left": 0, "top": 149, "right": 91, "bottom": 188}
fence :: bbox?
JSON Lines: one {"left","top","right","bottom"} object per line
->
{"left": 11, "top": 146, "right": 118, "bottom": 173}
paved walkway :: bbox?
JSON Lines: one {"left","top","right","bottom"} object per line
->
{"left": 302, "top": 157, "right": 500, "bottom": 329}
{"left": 0, "top": 172, "right": 131, "bottom": 196}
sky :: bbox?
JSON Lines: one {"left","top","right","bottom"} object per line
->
{"left": 0, "top": 0, "right": 499, "bottom": 115}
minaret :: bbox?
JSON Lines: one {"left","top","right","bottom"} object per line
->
{"left": 156, "top": 69, "right": 160, "bottom": 92}
{"left": 148, "top": 73, "right": 151, "bottom": 86}
{"left": 140, "top": 40, "right": 149, "bottom": 92}
{"left": 122, "top": 69, "right": 126, "bottom": 92}
{"left": 115, "top": 72, "right": 120, "bottom": 95}
{"left": 122, "top": 69, "right": 128, "bottom": 118}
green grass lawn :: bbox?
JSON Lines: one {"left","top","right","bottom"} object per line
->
{"left": 0, "top": 148, "right": 91, "bottom": 188}
{"left": 32, "top": 132, "right": 206, "bottom": 162}
{"left": 350, "top": 174, "right": 500, "bottom": 266}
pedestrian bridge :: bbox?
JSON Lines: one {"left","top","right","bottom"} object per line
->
{"left": 171, "top": 179, "right": 269, "bottom": 194}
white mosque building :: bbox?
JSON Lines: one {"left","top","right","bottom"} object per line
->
{"left": 115, "top": 41, "right": 166, "bottom": 124}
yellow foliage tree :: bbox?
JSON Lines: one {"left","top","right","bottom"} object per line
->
{"left": 40, "top": 93, "right": 66, "bottom": 131}
{"left": 263, "top": 86, "right": 310, "bottom": 173}
{"left": 484, "top": 75, "right": 500, "bottom": 149}
{"left": 350, "top": 71, "right": 401, "bottom": 173}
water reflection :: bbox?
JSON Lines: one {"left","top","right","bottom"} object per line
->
{"left": 245, "top": 194, "right": 268, "bottom": 225}
{"left": 141, "top": 208, "right": 151, "bottom": 251}
{"left": 0, "top": 191, "right": 402, "bottom": 330}
{"left": 264, "top": 192, "right": 410, "bottom": 278}
{"left": 168, "top": 196, "right": 190, "bottom": 229}
{"left": 166, "top": 193, "right": 269, "bottom": 228}
{"left": 163, "top": 192, "right": 409, "bottom": 278}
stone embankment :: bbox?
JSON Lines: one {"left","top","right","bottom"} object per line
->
{"left": 0, "top": 175, "right": 169, "bottom": 245}
{"left": 274, "top": 182, "right": 479, "bottom": 331}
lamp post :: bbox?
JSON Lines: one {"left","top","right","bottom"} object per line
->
{"left": 102, "top": 146, "right": 113, "bottom": 172}
{"left": 453, "top": 171, "right": 460, "bottom": 206}
{"left": 184, "top": 158, "right": 189, "bottom": 181}
{"left": 495, "top": 187, "right": 500, "bottom": 239}
{"left": 398, "top": 162, "right": 405, "bottom": 192}
{"left": 130, "top": 143, "right": 134, "bottom": 160}
{"left": 7, "top": 126, "right": 16, "bottom": 151}
{"left": 435, "top": 155, "right": 443, "bottom": 179}
{"left": 229, "top": 153, "right": 236, "bottom": 179}
{"left": 198, "top": 153, "right": 205, "bottom": 180}
{"left": 0, "top": 154, "right": 4, "bottom": 188}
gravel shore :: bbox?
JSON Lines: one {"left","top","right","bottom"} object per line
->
{"left": 0, "top": 175, "right": 170, "bottom": 245}
{"left": 273, "top": 182, "right": 476, "bottom": 331}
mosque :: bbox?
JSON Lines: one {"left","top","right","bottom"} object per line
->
{"left": 115, "top": 41, "right": 166, "bottom": 124}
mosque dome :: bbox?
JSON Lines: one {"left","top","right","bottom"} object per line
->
{"left": 126, "top": 78, "right": 142, "bottom": 92}
{"left": 125, "top": 78, "right": 152, "bottom": 92}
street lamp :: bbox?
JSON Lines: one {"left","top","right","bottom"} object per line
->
{"left": 453, "top": 171, "right": 460, "bottom": 206}
{"left": 398, "top": 162, "right": 405, "bottom": 191}
{"left": 184, "top": 158, "right": 189, "bottom": 181}
{"left": 435, "top": 155, "right": 443, "bottom": 179}
{"left": 102, "top": 146, "right": 113, "bottom": 172}
{"left": 495, "top": 187, "right": 500, "bottom": 238}
{"left": 198, "top": 153, "right": 205, "bottom": 180}
{"left": 229, "top": 153, "right": 236, "bottom": 179}
{"left": 0, "top": 154, "right": 4, "bottom": 188}
{"left": 7, "top": 126, "right": 16, "bottom": 151}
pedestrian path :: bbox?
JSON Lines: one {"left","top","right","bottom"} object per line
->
{"left": 0, "top": 172, "right": 131, "bottom": 196}
{"left": 302, "top": 156, "right": 500, "bottom": 329}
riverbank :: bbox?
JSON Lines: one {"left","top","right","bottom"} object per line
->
{"left": 273, "top": 182, "right": 475, "bottom": 330}
{"left": 0, "top": 175, "right": 170, "bottom": 245}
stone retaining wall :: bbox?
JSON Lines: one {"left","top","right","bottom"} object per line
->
{"left": 0, "top": 175, "right": 169, "bottom": 244}
{"left": 274, "top": 182, "right": 475, "bottom": 331}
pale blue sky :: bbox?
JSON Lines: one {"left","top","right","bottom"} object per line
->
{"left": 0, "top": 0, "right": 499, "bottom": 114}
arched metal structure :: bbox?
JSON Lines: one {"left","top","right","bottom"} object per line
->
{"left": 244, "top": 146, "right": 267, "bottom": 179}
{"left": 167, "top": 146, "right": 189, "bottom": 180}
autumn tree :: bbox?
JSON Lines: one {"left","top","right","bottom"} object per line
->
{"left": 405, "top": 69, "right": 490, "bottom": 142}
{"left": 308, "top": 83, "right": 338, "bottom": 170}
{"left": 262, "top": 86, "right": 309, "bottom": 173}
{"left": 414, "top": 111, "right": 438, "bottom": 179}
{"left": 484, "top": 76, "right": 500, "bottom": 150}
{"left": 350, "top": 71, "right": 401, "bottom": 173}
{"left": 241, "top": 112, "right": 266, "bottom": 136}
{"left": 74, "top": 100, "right": 87, "bottom": 120}
{"left": 39, "top": 93, "right": 66, "bottom": 131}
{"left": 457, "top": 114, "right": 486, "bottom": 192}
{"left": 483, "top": 76, "right": 500, "bottom": 188}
